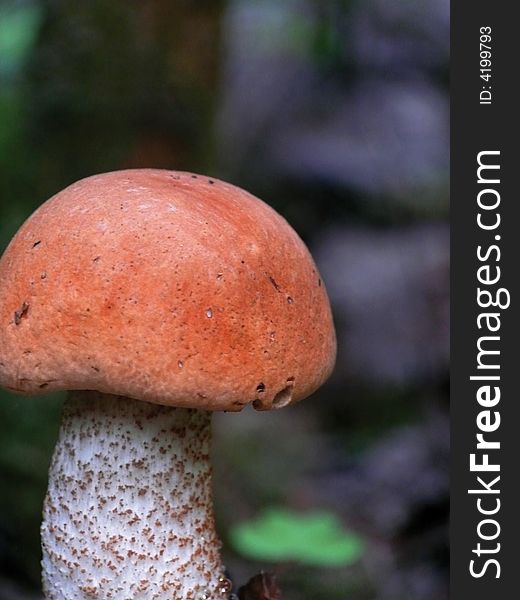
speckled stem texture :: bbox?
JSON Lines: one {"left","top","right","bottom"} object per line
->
{"left": 41, "top": 391, "right": 230, "bottom": 600}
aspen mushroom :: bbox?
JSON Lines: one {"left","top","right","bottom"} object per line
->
{"left": 0, "top": 170, "right": 336, "bottom": 599}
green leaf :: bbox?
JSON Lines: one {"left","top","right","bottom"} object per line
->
{"left": 0, "top": 2, "right": 43, "bottom": 77}
{"left": 230, "top": 507, "right": 365, "bottom": 567}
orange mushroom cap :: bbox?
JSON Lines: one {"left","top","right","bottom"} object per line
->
{"left": 0, "top": 169, "right": 336, "bottom": 411}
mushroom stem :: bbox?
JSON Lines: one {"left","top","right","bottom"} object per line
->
{"left": 41, "top": 391, "right": 229, "bottom": 599}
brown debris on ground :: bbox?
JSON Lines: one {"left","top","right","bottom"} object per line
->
{"left": 237, "top": 572, "right": 282, "bottom": 600}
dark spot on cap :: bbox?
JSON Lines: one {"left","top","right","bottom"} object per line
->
{"left": 268, "top": 275, "right": 281, "bottom": 292}
{"left": 14, "top": 302, "right": 29, "bottom": 325}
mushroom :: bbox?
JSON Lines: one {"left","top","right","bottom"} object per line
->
{"left": 0, "top": 170, "right": 336, "bottom": 599}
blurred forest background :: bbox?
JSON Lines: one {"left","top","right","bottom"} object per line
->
{"left": 0, "top": 0, "right": 449, "bottom": 599}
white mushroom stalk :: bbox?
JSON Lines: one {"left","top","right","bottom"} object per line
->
{"left": 41, "top": 391, "right": 231, "bottom": 600}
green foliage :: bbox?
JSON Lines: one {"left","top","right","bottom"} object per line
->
{"left": 230, "top": 506, "right": 365, "bottom": 567}
{"left": 0, "top": 2, "right": 43, "bottom": 78}
{"left": 0, "top": 2, "right": 45, "bottom": 252}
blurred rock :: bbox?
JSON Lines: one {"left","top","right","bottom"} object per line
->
{"left": 217, "top": 0, "right": 316, "bottom": 179}
{"left": 307, "top": 415, "right": 449, "bottom": 600}
{"left": 268, "top": 79, "right": 448, "bottom": 208}
{"left": 312, "top": 414, "right": 449, "bottom": 536}
{"left": 380, "top": 563, "right": 449, "bottom": 600}
{"left": 351, "top": 0, "right": 450, "bottom": 73}
{"left": 314, "top": 224, "right": 449, "bottom": 386}
{"left": 309, "top": 413, "right": 450, "bottom": 540}
{"left": 218, "top": 0, "right": 448, "bottom": 214}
